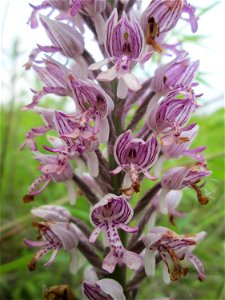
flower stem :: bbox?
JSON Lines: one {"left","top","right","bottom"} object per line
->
{"left": 108, "top": 81, "right": 127, "bottom": 290}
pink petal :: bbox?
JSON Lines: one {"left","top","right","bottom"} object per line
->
{"left": 47, "top": 135, "right": 64, "bottom": 148}
{"left": 97, "top": 279, "right": 126, "bottom": 300}
{"left": 89, "top": 226, "right": 101, "bottom": 243}
{"left": 84, "top": 151, "right": 99, "bottom": 177}
{"left": 98, "top": 117, "right": 110, "bottom": 143}
{"left": 162, "top": 262, "right": 171, "bottom": 284}
{"left": 39, "top": 164, "right": 60, "bottom": 174}
{"left": 88, "top": 58, "right": 113, "bottom": 71}
{"left": 121, "top": 73, "right": 141, "bottom": 91}
{"left": 24, "top": 239, "right": 49, "bottom": 248}
{"left": 159, "top": 188, "right": 169, "bottom": 214}
{"left": 121, "top": 172, "right": 132, "bottom": 190}
{"left": 144, "top": 248, "right": 155, "bottom": 276}
{"left": 142, "top": 169, "right": 158, "bottom": 181}
{"left": 117, "top": 78, "right": 128, "bottom": 99}
{"left": 102, "top": 250, "right": 118, "bottom": 273}
{"left": 147, "top": 210, "right": 157, "bottom": 231}
{"left": 97, "top": 66, "right": 117, "bottom": 81}
{"left": 118, "top": 223, "right": 138, "bottom": 233}
{"left": 187, "top": 253, "right": 206, "bottom": 281}
{"left": 65, "top": 180, "right": 77, "bottom": 205}
{"left": 44, "top": 248, "right": 59, "bottom": 267}
{"left": 69, "top": 248, "right": 79, "bottom": 274}
{"left": 29, "top": 176, "right": 52, "bottom": 196}
{"left": 93, "top": 13, "right": 106, "bottom": 45}
{"left": 110, "top": 165, "right": 123, "bottom": 175}
{"left": 50, "top": 222, "right": 78, "bottom": 249}
{"left": 121, "top": 249, "right": 143, "bottom": 271}
{"left": 31, "top": 205, "right": 71, "bottom": 222}
{"left": 139, "top": 51, "right": 154, "bottom": 64}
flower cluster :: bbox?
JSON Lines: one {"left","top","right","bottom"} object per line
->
{"left": 22, "top": 1, "right": 211, "bottom": 299}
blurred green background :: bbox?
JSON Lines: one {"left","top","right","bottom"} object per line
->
{"left": 0, "top": 1, "right": 224, "bottom": 300}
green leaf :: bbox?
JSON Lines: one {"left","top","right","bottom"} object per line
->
{"left": 0, "top": 254, "right": 33, "bottom": 275}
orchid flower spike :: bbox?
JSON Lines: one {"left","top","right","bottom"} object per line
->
{"left": 89, "top": 9, "right": 146, "bottom": 99}
{"left": 89, "top": 194, "right": 142, "bottom": 273}
{"left": 159, "top": 162, "right": 211, "bottom": 214}
{"left": 24, "top": 221, "right": 79, "bottom": 272}
{"left": 141, "top": 0, "right": 198, "bottom": 52}
{"left": 143, "top": 226, "right": 206, "bottom": 283}
{"left": 111, "top": 130, "right": 160, "bottom": 195}
{"left": 82, "top": 278, "right": 126, "bottom": 300}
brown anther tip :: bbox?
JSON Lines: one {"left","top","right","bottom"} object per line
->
{"left": 28, "top": 258, "right": 36, "bottom": 271}
{"left": 132, "top": 181, "right": 140, "bottom": 193}
{"left": 67, "top": 73, "right": 74, "bottom": 81}
{"left": 23, "top": 194, "right": 34, "bottom": 203}
{"left": 32, "top": 221, "right": 39, "bottom": 227}
{"left": 170, "top": 272, "right": 179, "bottom": 281}
{"left": 177, "top": 137, "right": 190, "bottom": 144}
{"left": 191, "top": 184, "right": 209, "bottom": 205}
{"left": 163, "top": 75, "right": 167, "bottom": 83}
{"left": 181, "top": 267, "right": 189, "bottom": 278}
{"left": 199, "top": 196, "right": 209, "bottom": 205}
{"left": 146, "top": 37, "right": 163, "bottom": 53}
{"left": 121, "top": 187, "right": 134, "bottom": 197}
{"left": 23, "top": 62, "right": 31, "bottom": 71}
{"left": 170, "top": 266, "right": 189, "bottom": 281}
{"left": 32, "top": 221, "right": 46, "bottom": 230}
{"left": 169, "top": 214, "right": 176, "bottom": 226}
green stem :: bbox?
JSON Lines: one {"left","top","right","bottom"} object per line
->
{"left": 108, "top": 80, "right": 127, "bottom": 290}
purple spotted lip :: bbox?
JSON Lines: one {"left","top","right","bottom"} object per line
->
{"left": 89, "top": 194, "right": 143, "bottom": 273}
